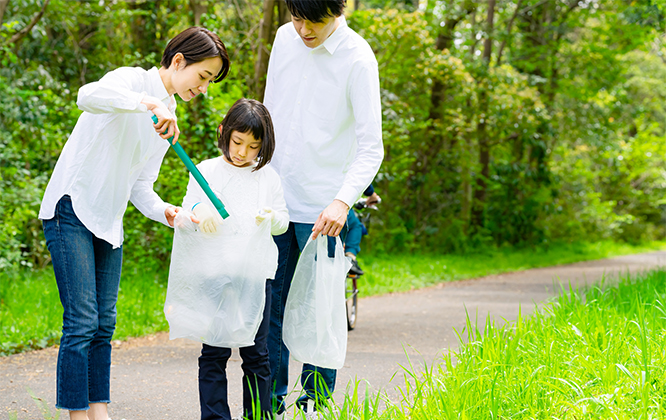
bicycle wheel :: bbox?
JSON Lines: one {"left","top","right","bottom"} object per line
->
{"left": 345, "top": 274, "right": 358, "bottom": 330}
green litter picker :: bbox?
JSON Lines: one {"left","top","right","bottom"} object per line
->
{"left": 152, "top": 114, "right": 229, "bottom": 219}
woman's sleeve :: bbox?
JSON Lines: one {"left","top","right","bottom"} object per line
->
{"left": 269, "top": 171, "right": 289, "bottom": 236}
{"left": 129, "top": 145, "right": 171, "bottom": 226}
{"left": 77, "top": 67, "right": 149, "bottom": 114}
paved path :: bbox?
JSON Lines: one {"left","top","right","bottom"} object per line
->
{"left": 3, "top": 251, "right": 666, "bottom": 419}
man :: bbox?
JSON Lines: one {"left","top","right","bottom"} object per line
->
{"left": 263, "top": 0, "right": 384, "bottom": 418}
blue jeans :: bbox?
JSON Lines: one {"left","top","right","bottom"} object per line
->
{"left": 199, "top": 280, "right": 273, "bottom": 420}
{"left": 269, "top": 223, "right": 346, "bottom": 413}
{"left": 42, "top": 195, "right": 123, "bottom": 411}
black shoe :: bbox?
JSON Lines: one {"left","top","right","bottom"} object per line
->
{"left": 348, "top": 258, "right": 364, "bottom": 275}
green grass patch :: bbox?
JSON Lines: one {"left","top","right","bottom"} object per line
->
{"left": 1, "top": 240, "right": 665, "bottom": 356}
{"left": 358, "top": 240, "right": 666, "bottom": 297}
{"left": 0, "top": 265, "right": 168, "bottom": 356}
{"left": 314, "top": 269, "right": 666, "bottom": 419}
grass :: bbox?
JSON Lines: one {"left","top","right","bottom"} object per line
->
{"left": 0, "top": 265, "right": 169, "bottom": 356}
{"left": 358, "top": 240, "right": 666, "bottom": 297}
{"left": 309, "top": 269, "right": 666, "bottom": 419}
{"left": 1, "top": 240, "right": 665, "bottom": 356}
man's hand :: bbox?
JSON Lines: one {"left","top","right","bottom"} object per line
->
{"left": 365, "top": 192, "right": 381, "bottom": 207}
{"left": 312, "top": 199, "right": 349, "bottom": 239}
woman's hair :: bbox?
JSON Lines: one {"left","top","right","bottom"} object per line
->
{"left": 217, "top": 98, "right": 275, "bottom": 172}
{"left": 285, "top": 0, "right": 345, "bottom": 23}
{"left": 161, "top": 27, "right": 230, "bottom": 83}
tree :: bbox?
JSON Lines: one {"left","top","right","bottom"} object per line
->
{"left": 1, "top": 0, "right": 50, "bottom": 47}
{"left": 253, "top": 0, "right": 290, "bottom": 101}
{"left": 470, "top": 0, "right": 495, "bottom": 229}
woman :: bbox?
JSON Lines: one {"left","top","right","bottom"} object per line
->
{"left": 39, "top": 27, "right": 229, "bottom": 420}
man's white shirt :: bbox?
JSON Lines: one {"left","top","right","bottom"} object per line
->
{"left": 39, "top": 66, "right": 174, "bottom": 248}
{"left": 264, "top": 15, "right": 384, "bottom": 224}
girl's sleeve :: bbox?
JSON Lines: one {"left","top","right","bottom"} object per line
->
{"left": 269, "top": 171, "right": 289, "bottom": 236}
{"left": 77, "top": 67, "right": 149, "bottom": 114}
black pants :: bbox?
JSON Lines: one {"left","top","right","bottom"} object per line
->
{"left": 199, "top": 280, "right": 272, "bottom": 420}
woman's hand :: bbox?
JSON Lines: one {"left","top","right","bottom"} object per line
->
{"left": 165, "top": 206, "right": 199, "bottom": 227}
{"left": 142, "top": 96, "right": 180, "bottom": 144}
{"left": 165, "top": 206, "right": 180, "bottom": 227}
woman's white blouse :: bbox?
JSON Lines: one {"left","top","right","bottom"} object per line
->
{"left": 39, "top": 66, "right": 175, "bottom": 248}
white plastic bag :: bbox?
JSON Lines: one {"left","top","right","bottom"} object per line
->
{"left": 282, "top": 235, "right": 352, "bottom": 369}
{"left": 164, "top": 210, "right": 278, "bottom": 348}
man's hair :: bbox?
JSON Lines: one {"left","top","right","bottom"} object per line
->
{"left": 161, "top": 27, "right": 230, "bottom": 83}
{"left": 285, "top": 0, "right": 345, "bottom": 23}
{"left": 217, "top": 98, "right": 276, "bottom": 172}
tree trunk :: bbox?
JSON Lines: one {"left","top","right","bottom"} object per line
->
{"left": 277, "top": 0, "right": 291, "bottom": 25}
{"left": 189, "top": 0, "right": 209, "bottom": 26}
{"left": 428, "top": 0, "right": 477, "bottom": 121}
{"left": 459, "top": 104, "right": 474, "bottom": 229}
{"left": 471, "top": 0, "right": 496, "bottom": 229}
{"left": 413, "top": 0, "right": 477, "bottom": 234}
{"left": 0, "top": 0, "right": 10, "bottom": 27}
{"left": 254, "top": 0, "right": 276, "bottom": 101}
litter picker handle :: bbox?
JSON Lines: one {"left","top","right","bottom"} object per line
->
{"left": 151, "top": 115, "right": 229, "bottom": 219}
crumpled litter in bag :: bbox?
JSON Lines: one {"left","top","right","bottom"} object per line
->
{"left": 282, "top": 235, "right": 352, "bottom": 369}
{"left": 164, "top": 210, "right": 277, "bottom": 348}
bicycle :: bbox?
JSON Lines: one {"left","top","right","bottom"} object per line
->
{"left": 345, "top": 197, "right": 379, "bottom": 331}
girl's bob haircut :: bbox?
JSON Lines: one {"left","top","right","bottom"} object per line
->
{"left": 161, "top": 27, "right": 230, "bottom": 83}
{"left": 285, "top": 0, "right": 345, "bottom": 23}
{"left": 218, "top": 98, "right": 275, "bottom": 172}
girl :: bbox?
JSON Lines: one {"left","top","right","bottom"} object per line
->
{"left": 165, "top": 98, "right": 288, "bottom": 420}
{"left": 39, "top": 27, "right": 230, "bottom": 420}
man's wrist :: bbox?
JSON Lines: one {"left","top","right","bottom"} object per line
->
{"left": 334, "top": 199, "right": 350, "bottom": 211}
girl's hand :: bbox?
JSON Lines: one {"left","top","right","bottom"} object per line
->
{"left": 193, "top": 203, "right": 223, "bottom": 233}
{"left": 255, "top": 207, "right": 274, "bottom": 226}
{"left": 142, "top": 96, "right": 180, "bottom": 144}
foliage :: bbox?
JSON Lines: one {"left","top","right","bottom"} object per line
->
{"left": 0, "top": 0, "right": 258, "bottom": 269}
{"left": 1, "top": 0, "right": 666, "bottom": 266}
